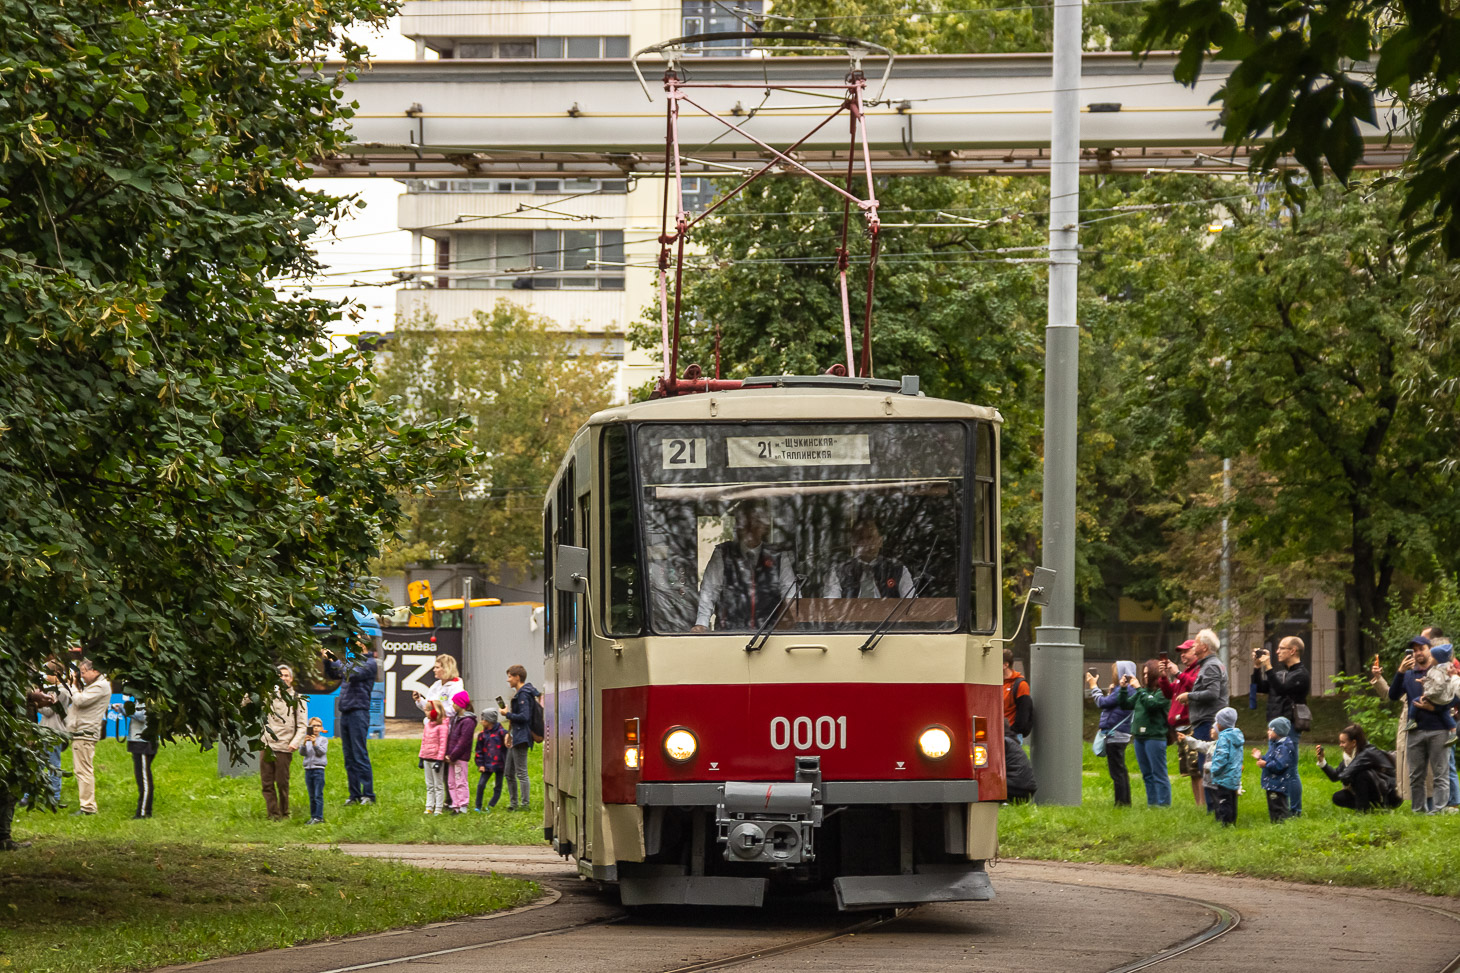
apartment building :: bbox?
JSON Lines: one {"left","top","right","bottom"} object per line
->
{"left": 393, "top": 1, "right": 761, "bottom": 401}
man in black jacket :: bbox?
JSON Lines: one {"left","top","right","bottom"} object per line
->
{"left": 1253, "top": 636, "right": 1310, "bottom": 815}
{"left": 324, "top": 644, "right": 377, "bottom": 806}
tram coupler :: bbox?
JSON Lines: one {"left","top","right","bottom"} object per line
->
{"left": 715, "top": 780, "right": 823, "bottom": 865}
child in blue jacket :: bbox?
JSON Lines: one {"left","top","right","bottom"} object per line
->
{"left": 1254, "top": 716, "right": 1296, "bottom": 823}
{"left": 1206, "top": 707, "right": 1245, "bottom": 826}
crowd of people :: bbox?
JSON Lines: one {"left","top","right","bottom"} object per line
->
{"left": 1001, "top": 624, "right": 1460, "bottom": 824}
{"left": 1, "top": 648, "right": 542, "bottom": 842}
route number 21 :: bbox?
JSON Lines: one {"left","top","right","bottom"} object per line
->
{"left": 661, "top": 437, "right": 707, "bottom": 469}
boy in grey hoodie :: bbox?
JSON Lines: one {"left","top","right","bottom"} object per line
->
{"left": 299, "top": 717, "right": 328, "bottom": 825}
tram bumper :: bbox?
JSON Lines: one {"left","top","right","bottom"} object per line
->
{"left": 629, "top": 778, "right": 994, "bottom": 910}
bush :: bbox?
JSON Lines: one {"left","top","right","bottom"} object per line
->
{"left": 1342, "top": 573, "right": 1460, "bottom": 749}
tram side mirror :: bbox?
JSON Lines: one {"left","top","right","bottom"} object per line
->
{"left": 1027, "top": 566, "right": 1056, "bottom": 607}
{"left": 554, "top": 544, "right": 589, "bottom": 594}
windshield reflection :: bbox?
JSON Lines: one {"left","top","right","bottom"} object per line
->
{"left": 637, "top": 422, "right": 966, "bottom": 634}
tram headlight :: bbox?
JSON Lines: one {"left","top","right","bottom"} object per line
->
{"left": 918, "top": 726, "right": 952, "bottom": 760}
{"left": 663, "top": 727, "right": 698, "bottom": 763}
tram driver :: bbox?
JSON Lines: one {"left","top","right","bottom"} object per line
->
{"left": 823, "top": 515, "right": 915, "bottom": 600}
{"left": 690, "top": 501, "right": 798, "bottom": 632}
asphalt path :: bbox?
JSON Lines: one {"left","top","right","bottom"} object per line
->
{"left": 160, "top": 845, "right": 1460, "bottom": 973}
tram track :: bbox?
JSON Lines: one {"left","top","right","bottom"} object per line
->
{"left": 291, "top": 852, "right": 1460, "bottom": 973}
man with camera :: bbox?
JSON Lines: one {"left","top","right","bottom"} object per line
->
{"left": 323, "top": 642, "right": 378, "bottom": 806}
{"left": 66, "top": 659, "right": 112, "bottom": 816}
{"left": 1252, "top": 637, "right": 1311, "bottom": 816}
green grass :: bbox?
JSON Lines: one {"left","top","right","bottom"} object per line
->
{"left": 15, "top": 739, "right": 548, "bottom": 846}
{"left": 1001, "top": 733, "right": 1460, "bottom": 898}
{"left": 0, "top": 841, "right": 538, "bottom": 973}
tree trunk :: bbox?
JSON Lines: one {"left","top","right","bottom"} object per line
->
{"left": 1342, "top": 583, "right": 1362, "bottom": 676}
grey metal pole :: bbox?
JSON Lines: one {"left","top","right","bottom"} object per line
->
{"left": 1029, "top": 0, "right": 1084, "bottom": 806}
{"left": 461, "top": 576, "right": 472, "bottom": 686}
{"left": 1218, "top": 358, "right": 1232, "bottom": 673}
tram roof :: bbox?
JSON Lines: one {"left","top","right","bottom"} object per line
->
{"left": 585, "top": 385, "right": 1002, "bottom": 427}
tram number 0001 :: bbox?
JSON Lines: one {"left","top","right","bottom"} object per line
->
{"left": 769, "top": 716, "right": 847, "bottom": 751}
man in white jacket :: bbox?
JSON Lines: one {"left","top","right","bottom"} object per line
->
{"left": 261, "top": 665, "right": 308, "bottom": 820}
{"left": 66, "top": 659, "right": 112, "bottom": 815}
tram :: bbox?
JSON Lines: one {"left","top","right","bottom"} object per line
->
{"left": 540, "top": 376, "right": 1006, "bottom": 909}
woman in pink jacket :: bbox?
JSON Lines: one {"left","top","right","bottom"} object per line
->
{"left": 419, "top": 702, "right": 449, "bottom": 814}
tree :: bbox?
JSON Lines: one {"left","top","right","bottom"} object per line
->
{"left": 1108, "top": 179, "right": 1460, "bottom": 672}
{"left": 1138, "top": 0, "right": 1460, "bottom": 259}
{"left": 372, "top": 305, "right": 615, "bottom": 577}
{"left": 0, "top": 0, "right": 474, "bottom": 804}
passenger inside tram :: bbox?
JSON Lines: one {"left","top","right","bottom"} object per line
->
{"left": 689, "top": 501, "right": 799, "bottom": 633}
{"left": 822, "top": 515, "right": 916, "bottom": 600}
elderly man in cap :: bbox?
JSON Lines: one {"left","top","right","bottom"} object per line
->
{"left": 1159, "top": 637, "right": 1205, "bottom": 808}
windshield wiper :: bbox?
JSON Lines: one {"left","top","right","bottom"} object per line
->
{"left": 745, "top": 575, "right": 804, "bottom": 653}
{"left": 856, "top": 575, "right": 931, "bottom": 653}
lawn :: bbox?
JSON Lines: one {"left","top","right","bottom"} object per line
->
{"left": 0, "top": 841, "right": 538, "bottom": 973}
{"left": 4, "top": 739, "right": 546, "bottom": 972}
{"left": 14, "top": 739, "right": 549, "bottom": 846}
{"left": 1001, "top": 728, "right": 1460, "bottom": 898}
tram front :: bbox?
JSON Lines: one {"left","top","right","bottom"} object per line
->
{"left": 587, "top": 382, "right": 1006, "bottom": 910}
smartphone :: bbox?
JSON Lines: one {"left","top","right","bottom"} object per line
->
{"left": 1158, "top": 651, "right": 1169, "bottom": 662}
{"left": 496, "top": 695, "right": 507, "bottom": 709}
{"left": 1087, "top": 668, "right": 1098, "bottom": 677}
{"left": 1404, "top": 646, "right": 1415, "bottom": 656}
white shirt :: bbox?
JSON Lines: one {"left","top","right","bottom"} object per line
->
{"left": 693, "top": 544, "right": 797, "bottom": 629}
{"left": 823, "top": 559, "right": 915, "bottom": 599}
{"left": 414, "top": 677, "right": 464, "bottom": 723}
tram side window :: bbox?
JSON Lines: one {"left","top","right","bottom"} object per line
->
{"left": 602, "top": 426, "right": 643, "bottom": 636}
{"left": 971, "top": 421, "right": 997, "bottom": 633}
{"left": 556, "top": 464, "right": 577, "bottom": 652}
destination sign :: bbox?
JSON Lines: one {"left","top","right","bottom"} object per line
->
{"left": 727, "top": 434, "right": 871, "bottom": 468}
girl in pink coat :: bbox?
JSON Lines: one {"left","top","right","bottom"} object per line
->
{"left": 444, "top": 691, "right": 478, "bottom": 814}
{"left": 419, "top": 702, "right": 449, "bottom": 814}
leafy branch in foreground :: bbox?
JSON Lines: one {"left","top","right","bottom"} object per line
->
{"left": 0, "top": 0, "right": 474, "bottom": 800}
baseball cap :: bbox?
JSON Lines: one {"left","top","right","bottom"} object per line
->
{"left": 1177, "top": 639, "right": 1197, "bottom": 651}
{"left": 1409, "top": 635, "right": 1432, "bottom": 647}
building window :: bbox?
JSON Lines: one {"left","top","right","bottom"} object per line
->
{"left": 405, "top": 177, "right": 628, "bottom": 195}
{"left": 449, "top": 36, "right": 629, "bottom": 59}
{"left": 450, "top": 230, "right": 625, "bottom": 290}
{"left": 682, "top": 1, "right": 763, "bottom": 55}
{"left": 681, "top": 177, "right": 718, "bottom": 216}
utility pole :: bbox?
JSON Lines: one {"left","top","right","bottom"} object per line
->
{"left": 1029, "top": 0, "right": 1084, "bottom": 806}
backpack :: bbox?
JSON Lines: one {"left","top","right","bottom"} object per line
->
{"left": 529, "top": 691, "right": 545, "bottom": 742}
{"left": 1009, "top": 675, "right": 1034, "bottom": 738}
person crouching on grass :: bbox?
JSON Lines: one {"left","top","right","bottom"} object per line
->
{"left": 444, "top": 692, "right": 477, "bottom": 814}
{"left": 1254, "top": 717, "right": 1296, "bottom": 823}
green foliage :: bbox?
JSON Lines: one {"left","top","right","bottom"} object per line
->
{"left": 1345, "top": 572, "right": 1460, "bottom": 745}
{"left": 371, "top": 305, "right": 615, "bottom": 575}
{"left": 1138, "top": 0, "right": 1460, "bottom": 260}
{"left": 762, "top": 0, "right": 1159, "bottom": 54}
{"left": 1109, "top": 178, "right": 1460, "bottom": 667}
{"left": 0, "top": 840, "right": 536, "bottom": 973}
{"left": 0, "top": 0, "right": 475, "bottom": 803}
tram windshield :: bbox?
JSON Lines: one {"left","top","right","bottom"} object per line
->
{"left": 635, "top": 421, "right": 968, "bottom": 634}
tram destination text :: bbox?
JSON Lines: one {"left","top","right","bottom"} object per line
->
{"left": 727, "top": 434, "right": 871, "bottom": 468}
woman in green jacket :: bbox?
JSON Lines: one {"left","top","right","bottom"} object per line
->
{"left": 1118, "top": 660, "right": 1172, "bottom": 806}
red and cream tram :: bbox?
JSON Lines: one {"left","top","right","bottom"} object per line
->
{"left": 541, "top": 375, "right": 1006, "bottom": 909}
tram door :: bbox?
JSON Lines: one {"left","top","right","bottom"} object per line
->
{"left": 552, "top": 463, "right": 582, "bottom": 855}
{"left": 576, "top": 489, "right": 593, "bottom": 861}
